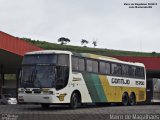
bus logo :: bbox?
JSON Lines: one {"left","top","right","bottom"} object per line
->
{"left": 57, "top": 93, "right": 67, "bottom": 101}
{"left": 111, "top": 78, "right": 130, "bottom": 85}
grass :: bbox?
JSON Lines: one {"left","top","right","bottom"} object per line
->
{"left": 22, "top": 38, "right": 160, "bottom": 57}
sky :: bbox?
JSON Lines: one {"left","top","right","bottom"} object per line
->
{"left": 0, "top": 0, "right": 160, "bottom": 52}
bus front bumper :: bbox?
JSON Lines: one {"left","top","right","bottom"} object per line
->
{"left": 18, "top": 94, "right": 61, "bottom": 104}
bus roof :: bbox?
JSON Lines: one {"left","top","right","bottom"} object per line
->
{"left": 25, "top": 50, "right": 72, "bottom": 55}
{"left": 25, "top": 50, "right": 145, "bottom": 67}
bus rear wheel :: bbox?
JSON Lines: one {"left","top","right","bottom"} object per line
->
{"left": 70, "top": 93, "right": 81, "bottom": 109}
{"left": 129, "top": 93, "right": 136, "bottom": 106}
{"left": 122, "top": 93, "right": 129, "bottom": 106}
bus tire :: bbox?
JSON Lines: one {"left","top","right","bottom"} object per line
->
{"left": 70, "top": 92, "right": 81, "bottom": 109}
{"left": 41, "top": 103, "right": 50, "bottom": 109}
{"left": 129, "top": 92, "right": 136, "bottom": 106}
{"left": 122, "top": 92, "right": 129, "bottom": 106}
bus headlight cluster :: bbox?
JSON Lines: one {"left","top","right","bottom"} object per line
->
{"left": 43, "top": 91, "right": 54, "bottom": 95}
{"left": 18, "top": 90, "right": 24, "bottom": 94}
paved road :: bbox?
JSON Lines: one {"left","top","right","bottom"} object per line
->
{"left": 0, "top": 104, "right": 160, "bottom": 120}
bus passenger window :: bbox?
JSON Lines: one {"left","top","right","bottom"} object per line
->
{"left": 128, "top": 66, "right": 136, "bottom": 77}
{"left": 106, "top": 63, "right": 110, "bottom": 74}
{"left": 100, "top": 62, "right": 106, "bottom": 74}
{"left": 92, "top": 61, "right": 98, "bottom": 73}
{"left": 135, "top": 67, "right": 140, "bottom": 77}
{"left": 140, "top": 68, "right": 145, "bottom": 78}
{"left": 135, "top": 67, "right": 144, "bottom": 78}
{"left": 112, "top": 63, "right": 121, "bottom": 75}
{"left": 122, "top": 65, "right": 129, "bottom": 76}
{"left": 87, "top": 60, "right": 93, "bottom": 72}
{"left": 58, "top": 55, "right": 69, "bottom": 66}
{"left": 72, "top": 57, "right": 78, "bottom": 71}
{"left": 100, "top": 62, "right": 110, "bottom": 74}
{"left": 78, "top": 58, "right": 85, "bottom": 71}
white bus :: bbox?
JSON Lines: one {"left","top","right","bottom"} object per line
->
{"left": 18, "top": 50, "right": 146, "bottom": 108}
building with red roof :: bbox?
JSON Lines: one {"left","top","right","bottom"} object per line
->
{"left": 0, "top": 31, "right": 43, "bottom": 95}
{"left": 113, "top": 56, "right": 160, "bottom": 78}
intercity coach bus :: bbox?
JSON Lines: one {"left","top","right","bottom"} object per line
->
{"left": 18, "top": 50, "right": 146, "bottom": 109}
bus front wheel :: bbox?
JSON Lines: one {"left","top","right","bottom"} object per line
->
{"left": 122, "top": 93, "right": 129, "bottom": 106}
{"left": 70, "top": 92, "right": 81, "bottom": 109}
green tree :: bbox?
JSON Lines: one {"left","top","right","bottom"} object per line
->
{"left": 92, "top": 40, "right": 97, "bottom": 48}
{"left": 81, "top": 39, "right": 89, "bottom": 47}
{"left": 58, "top": 37, "right": 70, "bottom": 45}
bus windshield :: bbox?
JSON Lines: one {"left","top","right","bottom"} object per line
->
{"left": 22, "top": 54, "right": 57, "bottom": 65}
{"left": 21, "top": 65, "right": 56, "bottom": 88}
{"left": 20, "top": 54, "right": 69, "bottom": 89}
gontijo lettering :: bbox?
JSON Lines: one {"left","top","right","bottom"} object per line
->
{"left": 111, "top": 78, "right": 130, "bottom": 85}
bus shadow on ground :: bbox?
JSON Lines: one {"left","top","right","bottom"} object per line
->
{"left": 18, "top": 103, "right": 131, "bottom": 112}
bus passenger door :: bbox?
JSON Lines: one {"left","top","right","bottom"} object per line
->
{"left": 55, "top": 66, "right": 69, "bottom": 90}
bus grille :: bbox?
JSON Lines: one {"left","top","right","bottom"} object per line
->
{"left": 33, "top": 89, "right": 41, "bottom": 94}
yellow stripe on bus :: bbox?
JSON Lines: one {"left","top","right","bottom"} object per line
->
{"left": 99, "top": 75, "right": 146, "bottom": 102}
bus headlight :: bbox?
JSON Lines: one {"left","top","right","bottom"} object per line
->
{"left": 42, "top": 89, "right": 55, "bottom": 95}
{"left": 18, "top": 90, "right": 24, "bottom": 94}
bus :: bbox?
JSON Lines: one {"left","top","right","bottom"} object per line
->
{"left": 18, "top": 50, "right": 146, "bottom": 109}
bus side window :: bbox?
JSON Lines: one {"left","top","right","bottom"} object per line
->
{"left": 135, "top": 67, "right": 140, "bottom": 77}
{"left": 72, "top": 57, "right": 78, "bottom": 71}
{"left": 100, "top": 62, "right": 110, "bottom": 74}
{"left": 72, "top": 57, "right": 85, "bottom": 72}
{"left": 112, "top": 63, "right": 116, "bottom": 74}
{"left": 122, "top": 65, "right": 129, "bottom": 76}
{"left": 141, "top": 68, "right": 145, "bottom": 78}
{"left": 135, "top": 67, "right": 144, "bottom": 78}
{"left": 112, "top": 63, "right": 121, "bottom": 75}
{"left": 87, "top": 59, "right": 93, "bottom": 72}
{"left": 92, "top": 60, "right": 98, "bottom": 73}
{"left": 78, "top": 58, "right": 85, "bottom": 71}
{"left": 128, "top": 66, "right": 136, "bottom": 77}
{"left": 100, "top": 61, "right": 106, "bottom": 74}
{"left": 58, "top": 55, "right": 69, "bottom": 66}
{"left": 106, "top": 62, "right": 110, "bottom": 74}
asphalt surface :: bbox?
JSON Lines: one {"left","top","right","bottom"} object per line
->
{"left": 0, "top": 104, "right": 160, "bottom": 120}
